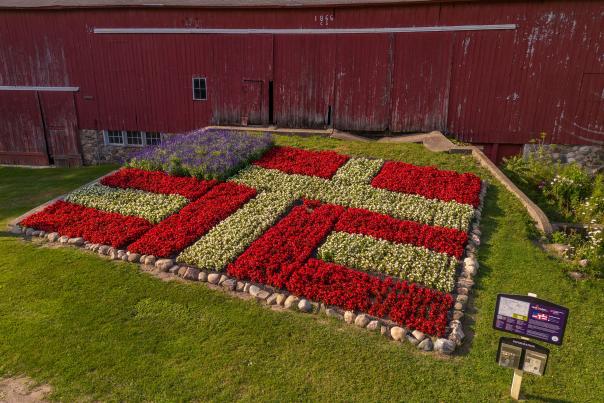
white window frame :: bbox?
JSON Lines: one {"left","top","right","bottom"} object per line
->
{"left": 103, "top": 130, "right": 163, "bottom": 147}
{"left": 192, "top": 77, "right": 207, "bottom": 101}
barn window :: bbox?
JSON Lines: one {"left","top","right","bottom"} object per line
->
{"left": 106, "top": 130, "right": 124, "bottom": 145}
{"left": 145, "top": 131, "right": 161, "bottom": 145}
{"left": 126, "top": 131, "right": 143, "bottom": 145}
{"left": 192, "top": 77, "right": 207, "bottom": 100}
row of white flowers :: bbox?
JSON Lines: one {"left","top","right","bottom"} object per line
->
{"left": 317, "top": 231, "right": 457, "bottom": 292}
{"left": 231, "top": 166, "right": 474, "bottom": 230}
{"left": 65, "top": 183, "right": 188, "bottom": 224}
{"left": 177, "top": 191, "right": 295, "bottom": 270}
{"left": 332, "top": 157, "right": 384, "bottom": 185}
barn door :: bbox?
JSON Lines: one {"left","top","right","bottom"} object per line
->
{"left": 38, "top": 92, "right": 82, "bottom": 167}
{"left": 241, "top": 80, "right": 263, "bottom": 125}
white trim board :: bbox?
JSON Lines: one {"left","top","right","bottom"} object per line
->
{"left": 94, "top": 24, "right": 518, "bottom": 35}
{"left": 0, "top": 85, "right": 79, "bottom": 92}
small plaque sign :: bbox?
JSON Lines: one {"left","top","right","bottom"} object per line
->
{"left": 493, "top": 294, "right": 569, "bottom": 345}
{"left": 496, "top": 337, "right": 550, "bottom": 376}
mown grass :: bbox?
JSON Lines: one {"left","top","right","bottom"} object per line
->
{"left": 0, "top": 137, "right": 602, "bottom": 402}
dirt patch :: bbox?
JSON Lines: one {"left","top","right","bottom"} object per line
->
{"left": 0, "top": 377, "right": 52, "bottom": 403}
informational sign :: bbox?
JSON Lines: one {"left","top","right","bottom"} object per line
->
{"left": 493, "top": 294, "right": 569, "bottom": 345}
{"left": 496, "top": 337, "right": 550, "bottom": 376}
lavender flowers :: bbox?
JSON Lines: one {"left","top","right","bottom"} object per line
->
{"left": 127, "top": 129, "right": 274, "bottom": 180}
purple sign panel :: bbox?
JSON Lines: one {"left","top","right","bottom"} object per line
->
{"left": 493, "top": 294, "right": 569, "bottom": 345}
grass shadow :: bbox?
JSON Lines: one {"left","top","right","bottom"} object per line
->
{"left": 454, "top": 184, "right": 502, "bottom": 356}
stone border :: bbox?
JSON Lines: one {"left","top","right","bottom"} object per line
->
{"left": 10, "top": 180, "right": 487, "bottom": 356}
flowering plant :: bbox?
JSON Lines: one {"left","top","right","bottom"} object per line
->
{"left": 65, "top": 183, "right": 188, "bottom": 224}
{"left": 254, "top": 146, "right": 349, "bottom": 179}
{"left": 101, "top": 167, "right": 217, "bottom": 200}
{"left": 127, "top": 128, "right": 273, "bottom": 180}
{"left": 20, "top": 201, "right": 152, "bottom": 248}
{"left": 128, "top": 182, "right": 256, "bottom": 257}
{"left": 371, "top": 161, "right": 482, "bottom": 207}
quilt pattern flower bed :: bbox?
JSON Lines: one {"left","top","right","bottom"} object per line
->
{"left": 19, "top": 144, "right": 485, "bottom": 346}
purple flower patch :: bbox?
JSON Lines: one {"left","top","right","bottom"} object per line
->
{"left": 127, "top": 128, "right": 274, "bottom": 180}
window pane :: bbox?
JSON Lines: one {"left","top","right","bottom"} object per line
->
{"left": 126, "top": 131, "right": 143, "bottom": 145}
{"left": 200, "top": 79, "right": 207, "bottom": 100}
{"left": 145, "top": 132, "right": 161, "bottom": 146}
{"left": 193, "top": 77, "right": 207, "bottom": 100}
{"left": 107, "top": 130, "right": 123, "bottom": 144}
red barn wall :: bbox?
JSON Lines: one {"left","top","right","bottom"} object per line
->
{"left": 0, "top": 1, "right": 603, "bottom": 165}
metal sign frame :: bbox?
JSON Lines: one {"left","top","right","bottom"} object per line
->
{"left": 496, "top": 337, "right": 550, "bottom": 376}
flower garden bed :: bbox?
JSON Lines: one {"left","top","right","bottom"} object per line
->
{"left": 16, "top": 132, "right": 486, "bottom": 355}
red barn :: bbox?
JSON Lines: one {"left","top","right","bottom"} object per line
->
{"left": 0, "top": 0, "right": 602, "bottom": 166}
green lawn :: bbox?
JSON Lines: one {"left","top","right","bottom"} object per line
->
{"left": 0, "top": 137, "right": 602, "bottom": 402}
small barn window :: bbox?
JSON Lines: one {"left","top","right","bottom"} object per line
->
{"left": 126, "top": 131, "right": 143, "bottom": 145}
{"left": 192, "top": 77, "right": 207, "bottom": 100}
{"left": 145, "top": 131, "right": 161, "bottom": 145}
{"left": 106, "top": 130, "right": 124, "bottom": 145}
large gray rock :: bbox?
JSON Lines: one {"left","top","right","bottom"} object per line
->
{"left": 325, "top": 308, "right": 343, "bottom": 320}
{"left": 183, "top": 267, "right": 199, "bottom": 281}
{"left": 366, "top": 320, "right": 380, "bottom": 331}
{"left": 297, "top": 299, "right": 312, "bottom": 313}
{"left": 198, "top": 271, "right": 208, "bottom": 282}
{"left": 390, "top": 326, "right": 405, "bottom": 341}
{"left": 236, "top": 281, "right": 245, "bottom": 292}
{"left": 284, "top": 295, "right": 299, "bottom": 309}
{"left": 47, "top": 232, "right": 59, "bottom": 242}
{"left": 98, "top": 245, "right": 110, "bottom": 255}
{"left": 155, "top": 259, "right": 174, "bottom": 272}
{"left": 248, "top": 285, "right": 262, "bottom": 297}
{"left": 418, "top": 338, "right": 433, "bottom": 352}
{"left": 354, "top": 314, "right": 370, "bottom": 328}
{"left": 275, "top": 293, "right": 287, "bottom": 306}
{"left": 406, "top": 334, "right": 421, "bottom": 346}
{"left": 255, "top": 290, "right": 270, "bottom": 301}
{"left": 127, "top": 253, "right": 141, "bottom": 263}
{"left": 58, "top": 235, "right": 69, "bottom": 244}
{"left": 449, "top": 326, "right": 465, "bottom": 346}
{"left": 344, "top": 311, "right": 356, "bottom": 324}
{"left": 222, "top": 278, "right": 236, "bottom": 291}
{"left": 67, "top": 237, "right": 85, "bottom": 246}
{"left": 411, "top": 330, "right": 425, "bottom": 341}
{"left": 218, "top": 275, "right": 228, "bottom": 285}
{"left": 434, "top": 338, "right": 456, "bottom": 354}
{"left": 207, "top": 273, "right": 221, "bottom": 284}
{"left": 266, "top": 294, "right": 279, "bottom": 305}
{"left": 143, "top": 255, "right": 156, "bottom": 266}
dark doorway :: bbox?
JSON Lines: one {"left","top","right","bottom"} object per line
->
{"left": 268, "top": 80, "right": 274, "bottom": 125}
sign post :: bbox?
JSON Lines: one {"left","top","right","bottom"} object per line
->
{"left": 493, "top": 293, "right": 567, "bottom": 400}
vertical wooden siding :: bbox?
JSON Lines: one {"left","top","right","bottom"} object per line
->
{"left": 0, "top": 1, "right": 602, "bottom": 154}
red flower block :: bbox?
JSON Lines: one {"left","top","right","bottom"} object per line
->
{"left": 371, "top": 161, "right": 482, "bottom": 207}
{"left": 20, "top": 200, "right": 153, "bottom": 248}
{"left": 254, "top": 146, "right": 350, "bottom": 179}
{"left": 335, "top": 208, "right": 468, "bottom": 259}
{"left": 101, "top": 167, "right": 217, "bottom": 200}
{"left": 128, "top": 182, "right": 256, "bottom": 257}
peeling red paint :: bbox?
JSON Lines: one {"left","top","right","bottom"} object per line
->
{"left": 0, "top": 2, "right": 603, "bottom": 165}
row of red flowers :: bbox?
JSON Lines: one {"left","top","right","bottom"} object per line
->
{"left": 253, "top": 146, "right": 350, "bottom": 179}
{"left": 335, "top": 208, "right": 468, "bottom": 259}
{"left": 227, "top": 200, "right": 452, "bottom": 336}
{"left": 371, "top": 161, "right": 482, "bottom": 207}
{"left": 128, "top": 182, "right": 257, "bottom": 257}
{"left": 101, "top": 167, "right": 217, "bottom": 200}
{"left": 227, "top": 200, "right": 345, "bottom": 287}
{"left": 20, "top": 200, "right": 152, "bottom": 248}
{"left": 289, "top": 259, "right": 452, "bottom": 336}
